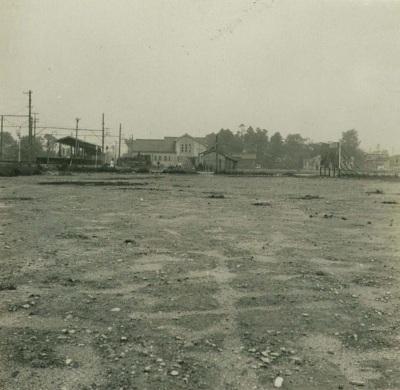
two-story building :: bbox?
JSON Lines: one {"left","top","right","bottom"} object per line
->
{"left": 364, "top": 150, "right": 390, "bottom": 172}
{"left": 126, "top": 134, "right": 207, "bottom": 168}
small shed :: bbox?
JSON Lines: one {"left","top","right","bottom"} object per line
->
{"left": 198, "top": 148, "right": 237, "bottom": 173}
{"left": 232, "top": 153, "right": 258, "bottom": 169}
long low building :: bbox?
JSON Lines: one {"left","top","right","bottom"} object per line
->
{"left": 198, "top": 148, "right": 238, "bottom": 172}
{"left": 126, "top": 134, "right": 207, "bottom": 168}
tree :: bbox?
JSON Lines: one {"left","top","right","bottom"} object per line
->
{"left": 284, "top": 134, "right": 309, "bottom": 169}
{"left": 43, "top": 134, "right": 58, "bottom": 157}
{"left": 341, "top": 129, "right": 360, "bottom": 150}
{"left": 0, "top": 132, "right": 18, "bottom": 160}
{"left": 253, "top": 128, "right": 269, "bottom": 164}
{"left": 243, "top": 126, "right": 256, "bottom": 153}
{"left": 205, "top": 132, "right": 217, "bottom": 149}
{"left": 269, "top": 132, "right": 284, "bottom": 167}
{"left": 19, "top": 136, "right": 44, "bottom": 161}
{"left": 340, "top": 129, "right": 364, "bottom": 167}
{"left": 205, "top": 129, "right": 243, "bottom": 155}
{"left": 217, "top": 129, "right": 242, "bottom": 154}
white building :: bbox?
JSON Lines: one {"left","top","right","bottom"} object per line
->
{"left": 126, "top": 134, "right": 207, "bottom": 168}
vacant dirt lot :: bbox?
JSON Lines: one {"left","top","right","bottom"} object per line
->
{"left": 0, "top": 173, "right": 399, "bottom": 390}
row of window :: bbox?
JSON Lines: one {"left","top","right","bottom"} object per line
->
{"left": 153, "top": 154, "right": 173, "bottom": 161}
{"left": 180, "top": 143, "right": 192, "bottom": 153}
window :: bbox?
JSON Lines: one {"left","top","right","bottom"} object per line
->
{"left": 188, "top": 144, "right": 192, "bottom": 153}
{"left": 184, "top": 144, "right": 187, "bottom": 152}
{"left": 181, "top": 144, "right": 184, "bottom": 152}
{"left": 164, "top": 155, "right": 167, "bottom": 161}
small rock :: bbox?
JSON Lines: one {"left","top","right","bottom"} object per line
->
{"left": 349, "top": 380, "right": 365, "bottom": 386}
{"left": 65, "top": 358, "right": 73, "bottom": 365}
{"left": 252, "top": 201, "right": 272, "bottom": 207}
{"left": 274, "top": 376, "right": 284, "bottom": 388}
{"left": 208, "top": 193, "right": 225, "bottom": 199}
{"left": 170, "top": 370, "right": 179, "bottom": 376}
{"left": 111, "top": 307, "right": 121, "bottom": 312}
{"left": 292, "top": 357, "right": 302, "bottom": 365}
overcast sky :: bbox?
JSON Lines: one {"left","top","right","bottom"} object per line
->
{"left": 1, "top": 0, "right": 400, "bottom": 152}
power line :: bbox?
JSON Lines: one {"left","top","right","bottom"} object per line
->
{"left": 0, "top": 114, "right": 29, "bottom": 117}
{"left": 36, "top": 126, "right": 106, "bottom": 132}
{"left": 75, "top": 118, "right": 80, "bottom": 156}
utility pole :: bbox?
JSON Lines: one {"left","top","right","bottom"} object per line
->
{"left": 33, "top": 113, "right": 38, "bottom": 138}
{"left": 118, "top": 123, "right": 122, "bottom": 161}
{"left": 25, "top": 90, "right": 33, "bottom": 161}
{"left": 0, "top": 115, "right": 3, "bottom": 160}
{"left": 16, "top": 130, "right": 21, "bottom": 163}
{"left": 28, "top": 90, "right": 32, "bottom": 144}
{"left": 46, "top": 137, "right": 50, "bottom": 164}
{"left": 75, "top": 118, "right": 80, "bottom": 157}
{"left": 215, "top": 133, "right": 218, "bottom": 173}
{"left": 338, "top": 141, "right": 342, "bottom": 177}
{"left": 101, "top": 113, "right": 105, "bottom": 161}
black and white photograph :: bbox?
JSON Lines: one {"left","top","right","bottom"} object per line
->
{"left": 1, "top": 1, "right": 399, "bottom": 389}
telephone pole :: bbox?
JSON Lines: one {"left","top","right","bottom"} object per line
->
{"left": 118, "top": 123, "right": 122, "bottom": 161}
{"left": 75, "top": 118, "right": 80, "bottom": 157}
{"left": 26, "top": 90, "right": 33, "bottom": 161}
{"left": 101, "top": 113, "right": 105, "bottom": 161}
{"left": 33, "top": 113, "right": 38, "bottom": 138}
{"left": 0, "top": 115, "right": 3, "bottom": 160}
{"left": 28, "top": 90, "right": 32, "bottom": 144}
{"left": 215, "top": 133, "right": 218, "bottom": 173}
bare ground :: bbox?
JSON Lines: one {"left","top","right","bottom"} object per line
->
{"left": 0, "top": 173, "right": 399, "bottom": 390}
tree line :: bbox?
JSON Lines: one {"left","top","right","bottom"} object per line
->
{"left": 1, "top": 126, "right": 365, "bottom": 169}
{"left": 0, "top": 132, "right": 58, "bottom": 161}
{"left": 205, "top": 126, "right": 364, "bottom": 169}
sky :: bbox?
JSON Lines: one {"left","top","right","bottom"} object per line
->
{"left": 1, "top": 0, "right": 400, "bottom": 152}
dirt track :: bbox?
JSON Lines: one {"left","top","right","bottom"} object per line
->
{"left": 0, "top": 173, "right": 399, "bottom": 390}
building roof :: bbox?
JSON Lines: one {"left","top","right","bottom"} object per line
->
{"left": 232, "top": 153, "right": 257, "bottom": 160}
{"left": 128, "top": 134, "right": 208, "bottom": 153}
{"left": 177, "top": 134, "right": 208, "bottom": 146}
{"left": 200, "top": 147, "right": 238, "bottom": 161}
{"left": 57, "top": 136, "right": 100, "bottom": 154}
